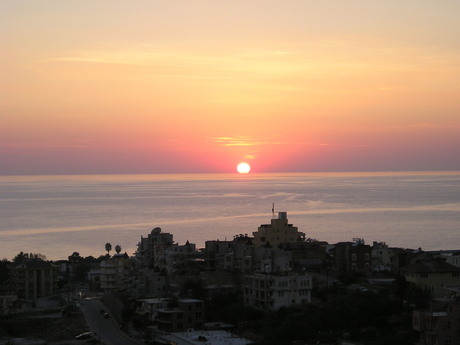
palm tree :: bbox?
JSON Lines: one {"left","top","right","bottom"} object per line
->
{"left": 115, "top": 244, "right": 121, "bottom": 254}
{"left": 105, "top": 243, "right": 112, "bottom": 256}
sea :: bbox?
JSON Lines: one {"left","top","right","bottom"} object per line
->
{"left": 1, "top": 172, "right": 459, "bottom": 261}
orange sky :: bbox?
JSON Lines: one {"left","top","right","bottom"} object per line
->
{"left": 1, "top": 1, "right": 459, "bottom": 174}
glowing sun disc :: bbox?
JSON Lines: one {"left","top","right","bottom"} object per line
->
{"left": 237, "top": 162, "right": 251, "bottom": 174}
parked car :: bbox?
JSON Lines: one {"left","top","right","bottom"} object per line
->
{"left": 103, "top": 312, "right": 110, "bottom": 318}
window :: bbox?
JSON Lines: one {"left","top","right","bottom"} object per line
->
{"left": 420, "top": 273, "right": 428, "bottom": 278}
{"left": 352, "top": 253, "right": 357, "bottom": 261}
{"left": 452, "top": 272, "right": 459, "bottom": 278}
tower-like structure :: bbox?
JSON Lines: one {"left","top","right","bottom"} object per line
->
{"left": 137, "top": 227, "right": 174, "bottom": 268}
{"left": 253, "top": 212, "right": 304, "bottom": 248}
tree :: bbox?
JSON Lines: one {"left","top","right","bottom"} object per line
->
{"left": 68, "top": 252, "right": 81, "bottom": 263}
{"left": 105, "top": 242, "right": 112, "bottom": 256}
{"left": 0, "top": 259, "right": 10, "bottom": 285}
{"left": 115, "top": 244, "right": 121, "bottom": 254}
{"left": 12, "top": 252, "right": 46, "bottom": 262}
{"left": 12, "top": 251, "right": 26, "bottom": 263}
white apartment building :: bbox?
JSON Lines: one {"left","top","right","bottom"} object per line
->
{"left": 100, "top": 253, "right": 130, "bottom": 293}
{"left": 243, "top": 272, "right": 311, "bottom": 310}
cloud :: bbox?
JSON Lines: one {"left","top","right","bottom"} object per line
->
{"left": 209, "top": 136, "right": 277, "bottom": 147}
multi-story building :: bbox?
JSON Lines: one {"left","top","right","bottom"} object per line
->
{"left": 136, "top": 298, "right": 171, "bottom": 322}
{"left": 253, "top": 246, "right": 292, "bottom": 273}
{"left": 135, "top": 268, "right": 168, "bottom": 298}
{"left": 165, "top": 241, "right": 200, "bottom": 274}
{"left": 100, "top": 253, "right": 131, "bottom": 293}
{"left": 440, "top": 252, "right": 460, "bottom": 268}
{"left": 205, "top": 240, "right": 233, "bottom": 271}
{"left": 205, "top": 237, "right": 254, "bottom": 273}
{"left": 372, "top": 241, "right": 394, "bottom": 270}
{"left": 333, "top": 240, "right": 372, "bottom": 273}
{"left": 86, "top": 265, "right": 101, "bottom": 293}
{"left": 137, "top": 227, "right": 174, "bottom": 268}
{"left": 223, "top": 241, "right": 254, "bottom": 273}
{"left": 401, "top": 260, "right": 460, "bottom": 298}
{"left": 155, "top": 299, "right": 205, "bottom": 333}
{"left": 413, "top": 300, "right": 460, "bottom": 345}
{"left": 253, "top": 212, "right": 305, "bottom": 248}
{"left": 0, "top": 295, "right": 17, "bottom": 316}
{"left": 8, "top": 260, "right": 59, "bottom": 301}
{"left": 243, "top": 272, "right": 311, "bottom": 310}
{"left": 282, "top": 240, "right": 328, "bottom": 272}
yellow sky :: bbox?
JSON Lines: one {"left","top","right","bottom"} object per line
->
{"left": 1, "top": 1, "right": 459, "bottom": 174}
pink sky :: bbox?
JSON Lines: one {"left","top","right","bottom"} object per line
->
{"left": 1, "top": 1, "right": 459, "bottom": 174}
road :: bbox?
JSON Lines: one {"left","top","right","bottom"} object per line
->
{"left": 79, "top": 297, "right": 143, "bottom": 345}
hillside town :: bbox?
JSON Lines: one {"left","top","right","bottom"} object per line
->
{"left": 1, "top": 211, "right": 460, "bottom": 345}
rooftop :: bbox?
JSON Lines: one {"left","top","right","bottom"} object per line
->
{"left": 401, "top": 260, "right": 460, "bottom": 273}
{"left": 159, "top": 330, "right": 254, "bottom": 345}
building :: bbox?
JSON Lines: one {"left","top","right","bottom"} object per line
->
{"left": 100, "top": 253, "right": 131, "bottom": 293}
{"left": 243, "top": 272, "right": 311, "bottom": 310}
{"left": 205, "top": 236, "right": 255, "bottom": 273}
{"left": 440, "top": 252, "right": 460, "bottom": 268}
{"left": 156, "top": 299, "right": 205, "bottom": 333}
{"left": 137, "top": 227, "right": 174, "bottom": 268}
{"left": 0, "top": 295, "right": 17, "bottom": 316}
{"left": 156, "top": 330, "right": 255, "bottom": 345}
{"left": 401, "top": 260, "right": 460, "bottom": 298}
{"left": 136, "top": 298, "right": 171, "bottom": 322}
{"left": 333, "top": 240, "right": 371, "bottom": 273}
{"left": 252, "top": 246, "right": 292, "bottom": 273}
{"left": 282, "top": 240, "right": 329, "bottom": 272}
{"left": 205, "top": 240, "right": 234, "bottom": 271}
{"left": 371, "top": 241, "right": 394, "bottom": 271}
{"left": 253, "top": 212, "right": 305, "bottom": 248}
{"left": 165, "top": 241, "right": 201, "bottom": 274}
{"left": 8, "top": 260, "right": 59, "bottom": 301}
{"left": 223, "top": 238, "right": 254, "bottom": 273}
{"left": 136, "top": 268, "right": 169, "bottom": 298}
{"left": 413, "top": 300, "right": 460, "bottom": 345}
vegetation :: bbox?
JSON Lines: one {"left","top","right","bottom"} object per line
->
{"left": 12, "top": 252, "right": 47, "bottom": 262}
{"left": 105, "top": 242, "right": 112, "bottom": 255}
{"left": 0, "top": 247, "right": 432, "bottom": 345}
{"left": 0, "top": 259, "right": 9, "bottom": 285}
{"left": 203, "top": 274, "right": 421, "bottom": 345}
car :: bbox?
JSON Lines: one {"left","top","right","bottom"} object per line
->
{"left": 75, "top": 331, "right": 94, "bottom": 339}
{"left": 103, "top": 312, "right": 110, "bottom": 318}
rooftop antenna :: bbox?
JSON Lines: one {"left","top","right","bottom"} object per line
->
{"left": 272, "top": 203, "right": 275, "bottom": 218}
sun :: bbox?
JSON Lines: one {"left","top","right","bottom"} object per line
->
{"left": 237, "top": 162, "right": 251, "bottom": 174}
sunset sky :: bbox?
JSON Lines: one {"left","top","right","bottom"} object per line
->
{"left": 1, "top": 1, "right": 459, "bottom": 174}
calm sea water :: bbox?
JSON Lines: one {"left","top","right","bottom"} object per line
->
{"left": 1, "top": 172, "right": 459, "bottom": 261}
